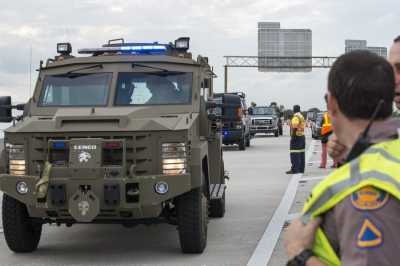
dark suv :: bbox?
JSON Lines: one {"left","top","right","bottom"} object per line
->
{"left": 213, "top": 93, "right": 251, "bottom": 150}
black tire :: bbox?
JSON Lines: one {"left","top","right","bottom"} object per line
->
{"left": 238, "top": 137, "right": 246, "bottom": 150}
{"left": 177, "top": 188, "right": 208, "bottom": 253}
{"left": 209, "top": 192, "right": 225, "bottom": 218}
{"left": 245, "top": 135, "right": 250, "bottom": 147}
{"left": 274, "top": 130, "right": 279, "bottom": 137}
{"left": 2, "top": 194, "right": 42, "bottom": 253}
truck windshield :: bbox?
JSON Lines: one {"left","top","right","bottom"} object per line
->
{"left": 253, "top": 107, "right": 275, "bottom": 115}
{"left": 39, "top": 73, "right": 111, "bottom": 106}
{"left": 115, "top": 72, "right": 192, "bottom": 105}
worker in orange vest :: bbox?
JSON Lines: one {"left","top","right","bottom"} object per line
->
{"left": 319, "top": 111, "right": 334, "bottom": 168}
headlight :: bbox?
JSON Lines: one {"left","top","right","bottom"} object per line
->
{"left": 161, "top": 143, "right": 187, "bottom": 175}
{"left": 16, "top": 181, "right": 29, "bottom": 194}
{"left": 6, "top": 143, "right": 26, "bottom": 176}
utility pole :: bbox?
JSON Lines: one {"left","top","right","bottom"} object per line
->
{"left": 224, "top": 65, "right": 228, "bottom": 93}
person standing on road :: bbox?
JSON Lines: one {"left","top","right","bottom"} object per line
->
{"left": 284, "top": 50, "right": 400, "bottom": 266}
{"left": 286, "top": 105, "right": 305, "bottom": 174}
{"left": 319, "top": 111, "right": 335, "bottom": 168}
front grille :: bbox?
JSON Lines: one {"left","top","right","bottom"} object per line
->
{"left": 254, "top": 119, "right": 272, "bottom": 126}
{"left": 29, "top": 133, "right": 155, "bottom": 176}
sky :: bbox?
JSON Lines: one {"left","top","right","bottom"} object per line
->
{"left": 0, "top": 0, "right": 399, "bottom": 111}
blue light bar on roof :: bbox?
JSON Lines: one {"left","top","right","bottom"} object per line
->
{"left": 78, "top": 44, "right": 168, "bottom": 55}
{"left": 121, "top": 45, "right": 167, "bottom": 52}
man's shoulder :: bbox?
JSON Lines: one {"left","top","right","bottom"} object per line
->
{"left": 327, "top": 186, "right": 400, "bottom": 264}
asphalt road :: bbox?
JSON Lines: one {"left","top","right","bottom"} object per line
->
{"left": 0, "top": 130, "right": 331, "bottom": 266}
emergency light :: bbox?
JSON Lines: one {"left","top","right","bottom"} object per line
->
{"left": 77, "top": 37, "right": 190, "bottom": 55}
{"left": 174, "top": 37, "right": 190, "bottom": 51}
{"left": 78, "top": 44, "right": 168, "bottom": 55}
{"left": 57, "top": 43, "right": 72, "bottom": 55}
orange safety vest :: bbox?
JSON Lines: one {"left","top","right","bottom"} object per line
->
{"left": 320, "top": 112, "right": 332, "bottom": 136}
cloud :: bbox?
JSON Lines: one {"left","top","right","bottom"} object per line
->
{"left": 0, "top": 0, "right": 399, "bottom": 110}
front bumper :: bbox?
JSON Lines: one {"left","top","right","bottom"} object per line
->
{"left": 250, "top": 125, "right": 278, "bottom": 134}
{"left": 222, "top": 129, "right": 243, "bottom": 144}
{"left": 0, "top": 172, "right": 191, "bottom": 221}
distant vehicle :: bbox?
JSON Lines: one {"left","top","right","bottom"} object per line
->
{"left": 311, "top": 112, "right": 325, "bottom": 139}
{"left": 307, "top": 111, "right": 316, "bottom": 122}
{"left": 213, "top": 92, "right": 251, "bottom": 150}
{"left": 0, "top": 37, "right": 226, "bottom": 254}
{"left": 249, "top": 106, "right": 282, "bottom": 137}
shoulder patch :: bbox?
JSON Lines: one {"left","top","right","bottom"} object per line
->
{"left": 357, "top": 218, "right": 383, "bottom": 248}
{"left": 351, "top": 186, "right": 389, "bottom": 210}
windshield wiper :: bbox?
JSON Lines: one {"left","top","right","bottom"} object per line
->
{"left": 67, "top": 64, "right": 103, "bottom": 74}
{"left": 53, "top": 64, "right": 104, "bottom": 78}
{"left": 131, "top": 63, "right": 169, "bottom": 72}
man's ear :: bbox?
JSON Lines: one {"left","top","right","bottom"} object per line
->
{"left": 327, "top": 94, "right": 339, "bottom": 118}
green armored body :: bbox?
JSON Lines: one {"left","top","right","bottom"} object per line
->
{"left": 0, "top": 38, "right": 226, "bottom": 254}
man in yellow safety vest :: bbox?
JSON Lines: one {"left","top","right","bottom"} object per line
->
{"left": 286, "top": 105, "right": 306, "bottom": 174}
{"left": 284, "top": 50, "right": 399, "bottom": 265}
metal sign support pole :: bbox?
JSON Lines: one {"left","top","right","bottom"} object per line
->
{"left": 224, "top": 65, "right": 228, "bottom": 93}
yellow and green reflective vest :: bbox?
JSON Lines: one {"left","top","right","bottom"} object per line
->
{"left": 302, "top": 138, "right": 400, "bottom": 266}
{"left": 291, "top": 112, "right": 305, "bottom": 136}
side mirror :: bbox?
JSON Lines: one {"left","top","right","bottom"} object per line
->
{"left": 204, "top": 79, "right": 210, "bottom": 89}
{"left": 0, "top": 96, "right": 13, "bottom": 122}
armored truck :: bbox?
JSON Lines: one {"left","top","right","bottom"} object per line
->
{"left": 0, "top": 38, "right": 226, "bottom": 254}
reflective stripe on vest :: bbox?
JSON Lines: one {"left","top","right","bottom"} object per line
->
{"left": 301, "top": 138, "right": 400, "bottom": 266}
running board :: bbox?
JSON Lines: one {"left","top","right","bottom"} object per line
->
{"left": 209, "top": 184, "right": 226, "bottom": 199}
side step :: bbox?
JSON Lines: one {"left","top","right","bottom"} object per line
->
{"left": 209, "top": 184, "right": 226, "bottom": 200}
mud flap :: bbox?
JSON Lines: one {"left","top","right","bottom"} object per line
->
{"left": 69, "top": 190, "right": 100, "bottom": 222}
{"left": 209, "top": 184, "right": 226, "bottom": 200}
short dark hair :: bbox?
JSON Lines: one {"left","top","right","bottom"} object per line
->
{"left": 394, "top": 35, "right": 400, "bottom": 43}
{"left": 328, "top": 50, "right": 394, "bottom": 120}
{"left": 293, "top": 105, "right": 301, "bottom": 113}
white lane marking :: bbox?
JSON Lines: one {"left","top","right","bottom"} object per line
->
{"left": 247, "top": 139, "right": 316, "bottom": 266}
{"left": 307, "top": 160, "right": 333, "bottom": 165}
{"left": 286, "top": 212, "right": 301, "bottom": 222}
{"left": 300, "top": 176, "right": 325, "bottom": 181}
